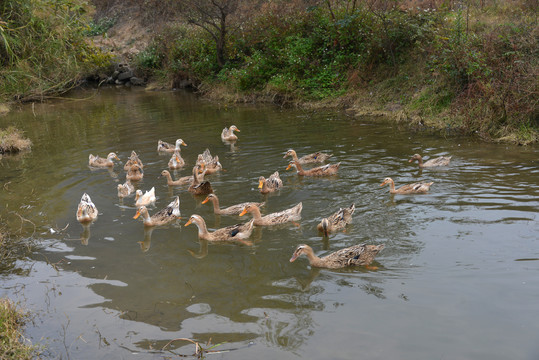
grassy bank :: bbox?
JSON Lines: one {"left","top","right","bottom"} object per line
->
{"left": 134, "top": 0, "right": 537, "bottom": 144}
{"left": 0, "top": 296, "right": 38, "bottom": 359}
{"left": 0, "top": 0, "right": 112, "bottom": 103}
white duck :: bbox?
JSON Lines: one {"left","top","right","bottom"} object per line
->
{"left": 135, "top": 187, "right": 156, "bottom": 207}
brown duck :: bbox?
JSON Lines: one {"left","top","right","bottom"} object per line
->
{"left": 380, "top": 177, "right": 433, "bottom": 194}
{"left": 286, "top": 160, "right": 340, "bottom": 176}
{"left": 290, "top": 243, "right": 384, "bottom": 269}
{"left": 202, "top": 194, "right": 265, "bottom": 216}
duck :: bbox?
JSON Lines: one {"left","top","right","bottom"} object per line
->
{"left": 196, "top": 149, "right": 222, "bottom": 174}
{"left": 283, "top": 149, "right": 333, "bottom": 164}
{"left": 188, "top": 164, "right": 213, "bottom": 195}
{"left": 289, "top": 243, "right": 385, "bottom": 269}
{"left": 202, "top": 194, "right": 265, "bottom": 216}
{"left": 133, "top": 196, "right": 180, "bottom": 227}
{"left": 168, "top": 150, "right": 185, "bottom": 170}
{"left": 239, "top": 202, "right": 302, "bottom": 226}
{"left": 123, "top": 151, "right": 143, "bottom": 171}
{"left": 135, "top": 187, "right": 156, "bottom": 207}
{"left": 76, "top": 193, "right": 98, "bottom": 224}
{"left": 184, "top": 214, "right": 254, "bottom": 243}
{"left": 409, "top": 153, "right": 452, "bottom": 168}
{"left": 117, "top": 181, "right": 134, "bottom": 198}
{"left": 286, "top": 160, "right": 340, "bottom": 176}
{"left": 258, "top": 171, "right": 283, "bottom": 194}
{"left": 317, "top": 204, "right": 355, "bottom": 236}
{"left": 88, "top": 152, "right": 119, "bottom": 167}
{"left": 379, "top": 177, "right": 433, "bottom": 194}
{"left": 157, "top": 138, "right": 187, "bottom": 153}
{"left": 126, "top": 163, "right": 144, "bottom": 181}
{"left": 221, "top": 125, "right": 240, "bottom": 142}
{"left": 160, "top": 169, "right": 195, "bottom": 186}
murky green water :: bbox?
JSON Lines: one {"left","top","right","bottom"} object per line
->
{"left": 1, "top": 87, "right": 538, "bottom": 359}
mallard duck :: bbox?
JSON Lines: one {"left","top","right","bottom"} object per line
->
{"left": 168, "top": 150, "right": 185, "bottom": 170}
{"left": 409, "top": 154, "right": 452, "bottom": 168}
{"left": 290, "top": 243, "right": 385, "bottom": 269}
{"left": 239, "top": 202, "right": 302, "bottom": 226}
{"left": 380, "top": 177, "right": 433, "bottom": 194}
{"left": 133, "top": 196, "right": 180, "bottom": 227}
{"left": 135, "top": 187, "right": 156, "bottom": 207}
{"left": 123, "top": 151, "right": 143, "bottom": 171}
{"left": 117, "top": 181, "right": 134, "bottom": 198}
{"left": 258, "top": 171, "right": 283, "bottom": 194}
{"left": 221, "top": 125, "right": 240, "bottom": 142}
{"left": 317, "top": 204, "right": 355, "bottom": 236}
{"left": 76, "top": 193, "right": 98, "bottom": 224}
{"left": 88, "top": 152, "right": 119, "bottom": 167}
{"left": 196, "top": 149, "right": 222, "bottom": 175}
{"left": 160, "top": 169, "right": 194, "bottom": 186}
{"left": 188, "top": 165, "right": 213, "bottom": 195}
{"left": 184, "top": 214, "right": 254, "bottom": 243}
{"left": 157, "top": 138, "right": 187, "bottom": 153}
{"left": 283, "top": 149, "right": 333, "bottom": 164}
{"left": 286, "top": 160, "right": 340, "bottom": 176}
{"left": 126, "top": 163, "right": 143, "bottom": 181}
{"left": 202, "top": 194, "right": 265, "bottom": 215}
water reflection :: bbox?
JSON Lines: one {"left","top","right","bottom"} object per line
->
{"left": 80, "top": 223, "right": 91, "bottom": 245}
{"left": 138, "top": 227, "right": 154, "bottom": 252}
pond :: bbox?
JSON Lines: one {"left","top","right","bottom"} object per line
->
{"left": 1, "top": 87, "right": 538, "bottom": 359}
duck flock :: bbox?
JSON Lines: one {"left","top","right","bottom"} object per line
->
{"left": 77, "top": 125, "right": 451, "bottom": 269}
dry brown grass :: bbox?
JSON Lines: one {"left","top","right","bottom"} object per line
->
{"left": 0, "top": 298, "right": 37, "bottom": 360}
{"left": 0, "top": 127, "right": 32, "bottom": 154}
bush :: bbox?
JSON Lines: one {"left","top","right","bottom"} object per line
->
{"left": 0, "top": 0, "right": 113, "bottom": 102}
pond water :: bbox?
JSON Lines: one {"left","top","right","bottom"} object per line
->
{"left": 1, "top": 87, "right": 538, "bottom": 359}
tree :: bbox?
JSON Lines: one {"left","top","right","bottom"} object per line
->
{"left": 177, "top": 0, "right": 239, "bottom": 69}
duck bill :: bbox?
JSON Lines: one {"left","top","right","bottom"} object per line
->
{"left": 286, "top": 164, "right": 292, "bottom": 171}
{"left": 114, "top": 155, "right": 120, "bottom": 160}
{"left": 182, "top": 141, "right": 187, "bottom": 146}
{"left": 408, "top": 158, "right": 413, "bottom": 162}
{"left": 234, "top": 128, "right": 240, "bottom": 132}
{"left": 133, "top": 211, "right": 141, "bottom": 219}
{"left": 184, "top": 219, "right": 192, "bottom": 227}
{"left": 379, "top": 181, "right": 387, "bottom": 187}
{"left": 239, "top": 209, "right": 247, "bottom": 217}
{"left": 258, "top": 181, "right": 264, "bottom": 189}
{"left": 201, "top": 197, "right": 210, "bottom": 204}
{"left": 289, "top": 254, "right": 298, "bottom": 262}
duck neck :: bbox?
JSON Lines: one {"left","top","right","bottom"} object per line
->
{"left": 163, "top": 172, "right": 174, "bottom": 185}
{"left": 388, "top": 180, "right": 397, "bottom": 193}
{"left": 194, "top": 220, "right": 209, "bottom": 238}
{"left": 192, "top": 167, "right": 201, "bottom": 186}
{"left": 248, "top": 206, "right": 263, "bottom": 220}
{"left": 294, "top": 161, "right": 305, "bottom": 175}
{"left": 305, "top": 249, "right": 324, "bottom": 267}
{"left": 210, "top": 197, "right": 221, "bottom": 214}
{"left": 141, "top": 210, "right": 152, "bottom": 225}
{"left": 416, "top": 156, "right": 424, "bottom": 166}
